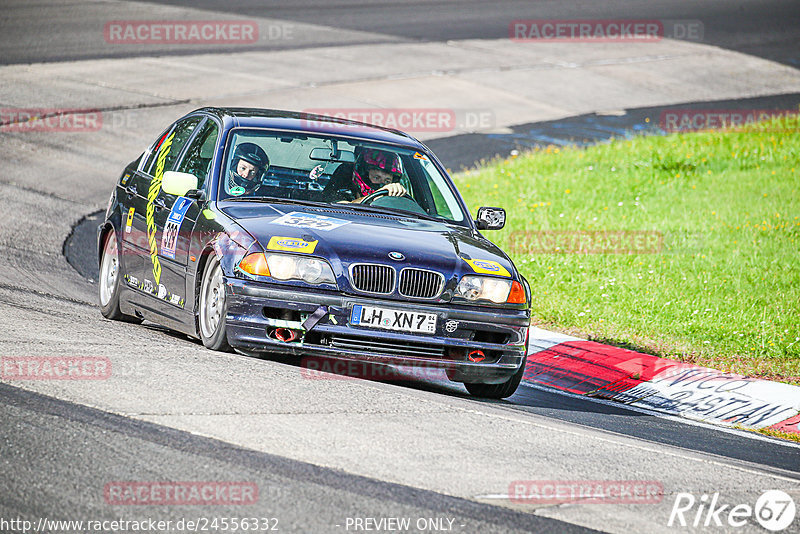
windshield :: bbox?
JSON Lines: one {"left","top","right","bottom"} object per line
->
{"left": 219, "top": 129, "right": 467, "bottom": 224}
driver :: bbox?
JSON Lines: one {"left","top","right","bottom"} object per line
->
{"left": 348, "top": 148, "right": 408, "bottom": 203}
{"left": 227, "top": 142, "right": 269, "bottom": 196}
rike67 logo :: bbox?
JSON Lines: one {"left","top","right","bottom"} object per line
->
{"left": 669, "top": 490, "right": 796, "bottom": 531}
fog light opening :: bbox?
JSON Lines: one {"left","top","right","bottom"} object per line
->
{"left": 446, "top": 347, "right": 467, "bottom": 360}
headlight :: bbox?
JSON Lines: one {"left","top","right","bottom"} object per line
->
{"left": 238, "top": 252, "right": 335, "bottom": 285}
{"left": 268, "top": 254, "right": 297, "bottom": 280}
{"left": 456, "top": 275, "right": 512, "bottom": 303}
{"left": 297, "top": 258, "right": 326, "bottom": 283}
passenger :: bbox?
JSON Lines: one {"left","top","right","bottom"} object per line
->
{"left": 227, "top": 143, "right": 269, "bottom": 196}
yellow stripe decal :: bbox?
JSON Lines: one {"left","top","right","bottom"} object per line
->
{"left": 146, "top": 132, "right": 175, "bottom": 284}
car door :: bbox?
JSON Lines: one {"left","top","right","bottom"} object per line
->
{"left": 128, "top": 115, "right": 203, "bottom": 302}
{"left": 119, "top": 126, "right": 174, "bottom": 294}
{"left": 155, "top": 117, "right": 220, "bottom": 312}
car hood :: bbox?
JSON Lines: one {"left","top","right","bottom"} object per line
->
{"left": 220, "top": 203, "right": 517, "bottom": 286}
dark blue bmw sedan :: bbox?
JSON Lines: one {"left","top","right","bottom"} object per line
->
{"left": 98, "top": 108, "right": 530, "bottom": 398}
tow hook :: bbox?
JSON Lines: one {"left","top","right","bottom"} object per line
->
{"left": 468, "top": 350, "right": 485, "bottom": 362}
{"left": 271, "top": 328, "right": 300, "bottom": 343}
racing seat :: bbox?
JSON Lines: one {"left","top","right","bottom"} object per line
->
{"left": 321, "top": 162, "right": 356, "bottom": 202}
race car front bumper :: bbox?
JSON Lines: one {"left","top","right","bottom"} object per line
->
{"left": 224, "top": 278, "right": 529, "bottom": 384}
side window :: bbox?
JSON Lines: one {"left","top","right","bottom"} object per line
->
{"left": 141, "top": 128, "right": 172, "bottom": 174}
{"left": 142, "top": 116, "right": 203, "bottom": 176}
{"left": 429, "top": 183, "right": 453, "bottom": 220}
{"left": 175, "top": 119, "right": 219, "bottom": 189}
{"left": 417, "top": 159, "right": 462, "bottom": 221}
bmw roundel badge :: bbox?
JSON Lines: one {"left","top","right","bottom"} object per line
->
{"left": 388, "top": 252, "right": 405, "bottom": 261}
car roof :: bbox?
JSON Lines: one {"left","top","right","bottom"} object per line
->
{"left": 195, "top": 107, "right": 428, "bottom": 150}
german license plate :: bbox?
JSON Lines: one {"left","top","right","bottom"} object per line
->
{"left": 350, "top": 305, "right": 437, "bottom": 334}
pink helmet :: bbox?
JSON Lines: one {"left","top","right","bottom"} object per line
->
{"left": 353, "top": 148, "right": 403, "bottom": 196}
{"left": 361, "top": 148, "right": 403, "bottom": 175}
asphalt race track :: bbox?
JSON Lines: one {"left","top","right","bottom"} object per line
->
{"left": 3, "top": 0, "right": 799, "bottom": 66}
{"left": 2, "top": 2, "right": 800, "bottom": 533}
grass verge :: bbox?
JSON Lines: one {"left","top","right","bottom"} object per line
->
{"left": 755, "top": 427, "right": 800, "bottom": 443}
{"left": 456, "top": 116, "right": 799, "bottom": 385}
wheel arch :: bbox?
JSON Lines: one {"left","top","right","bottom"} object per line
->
{"left": 192, "top": 243, "right": 219, "bottom": 334}
{"left": 97, "top": 222, "right": 116, "bottom": 269}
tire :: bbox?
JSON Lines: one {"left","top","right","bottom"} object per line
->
{"left": 464, "top": 356, "right": 526, "bottom": 399}
{"left": 99, "top": 229, "right": 141, "bottom": 323}
{"left": 198, "top": 254, "right": 231, "bottom": 351}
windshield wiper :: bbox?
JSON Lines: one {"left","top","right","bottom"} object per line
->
{"left": 223, "top": 196, "right": 451, "bottom": 224}
{"left": 346, "top": 203, "right": 443, "bottom": 223}
{"left": 223, "top": 196, "right": 330, "bottom": 208}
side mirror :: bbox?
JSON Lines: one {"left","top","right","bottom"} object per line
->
{"left": 475, "top": 207, "right": 506, "bottom": 230}
{"left": 162, "top": 171, "right": 198, "bottom": 196}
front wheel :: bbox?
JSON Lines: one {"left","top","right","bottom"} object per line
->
{"left": 198, "top": 254, "right": 231, "bottom": 351}
{"left": 99, "top": 229, "right": 141, "bottom": 323}
{"left": 464, "top": 356, "right": 526, "bottom": 399}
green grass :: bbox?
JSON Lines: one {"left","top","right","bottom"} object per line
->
{"left": 756, "top": 427, "right": 800, "bottom": 443}
{"left": 455, "top": 117, "right": 800, "bottom": 384}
